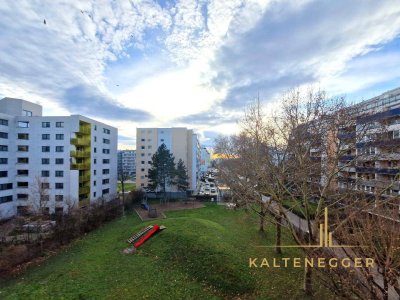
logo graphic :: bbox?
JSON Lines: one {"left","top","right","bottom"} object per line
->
{"left": 258, "top": 207, "right": 359, "bottom": 248}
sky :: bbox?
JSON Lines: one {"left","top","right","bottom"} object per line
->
{"left": 1, "top": 0, "right": 400, "bottom": 149}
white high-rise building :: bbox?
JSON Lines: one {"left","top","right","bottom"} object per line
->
{"left": 0, "top": 97, "right": 118, "bottom": 220}
{"left": 118, "top": 150, "right": 136, "bottom": 178}
{"left": 136, "top": 127, "right": 200, "bottom": 192}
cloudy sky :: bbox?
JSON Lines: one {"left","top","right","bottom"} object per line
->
{"left": 1, "top": 0, "right": 400, "bottom": 149}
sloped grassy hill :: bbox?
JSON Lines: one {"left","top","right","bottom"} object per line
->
{"left": 0, "top": 204, "right": 330, "bottom": 299}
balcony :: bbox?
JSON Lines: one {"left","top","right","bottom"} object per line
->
{"left": 339, "top": 155, "right": 355, "bottom": 161}
{"left": 71, "top": 163, "right": 90, "bottom": 170}
{"left": 79, "top": 126, "right": 91, "bottom": 135}
{"left": 71, "top": 138, "right": 90, "bottom": 146}
{"left": 70, "top": 150, "right": 90, "bottom": 158}
{"left": 79, "top": 174, "right": 91, "bottom": 183}
{"left": 356, "top": 167, "right": 400, "bottom": 175}
{"left": 79, "top": 186, "right": 90, "bottom": 194}
{"left": 79, "top": 198, "right": 90, "bottom": 207}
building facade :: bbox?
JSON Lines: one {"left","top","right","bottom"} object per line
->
{"left": 135, "top": 127, "right": 200, "bottom": 191}
{"left": 337, "top": 87, "right": 400, "bottom": 198}
{"left": 0, "top": 98, "right": 118, "bottom": 220}
{"left": 200, "top": 147, "right": 211, "bottom": 173}
{"left": 117, "top": 150, "right": 136, "bottom": 179}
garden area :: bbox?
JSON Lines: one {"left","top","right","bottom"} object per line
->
{"left": 0, "top": 203, "right": 331, "bottom": 299}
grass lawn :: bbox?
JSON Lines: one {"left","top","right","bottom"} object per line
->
{"left": 0, "top": 204, "right": 331, "bottom": 299}
{"left": 117, "top": 182, "right": 135, "bottom": 192}
{"left": 282, "top": 198, "right": 318, "bottom": 219}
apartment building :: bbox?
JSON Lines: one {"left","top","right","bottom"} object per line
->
{"left": 118, "top": 150, "right": 136, "bottom": 178}
{"left": 337, "top": 87, "right": 400, "bottom": 198}
{"left": 0, "top": 97, "right": 117, "bottom": 220}
{"left": 136, "top": 128, "right": 200, "bottom": 191}
{"left": 200, "top": 147, "right": 211, "bottom": 173}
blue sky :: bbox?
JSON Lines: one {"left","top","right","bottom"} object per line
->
{"left": 1, "top": 0, "right": 400, "bottom": 149}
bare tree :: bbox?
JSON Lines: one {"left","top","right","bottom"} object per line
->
{"left": 31, "top": 176, "right": 50, "bottom": 218}
{"left": 215, "top": 87, "right": 398, "bottom": 296}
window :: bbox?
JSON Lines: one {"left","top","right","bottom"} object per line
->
{"left": 161, "top": 139, "right": 164, "bottom": 142}
{"left": 103, "top": 128, "right": 110, "bottom": 134}
{"left": 141, "top": 168, "right": 145, "bottom": 172}
{"left": 93, "top": 181, "right": 96, "bottom": 186}
{"left": 17, "top": 194, "right": 28, "bottom": 200}
{"left": 41, "top": 182, "right": 49, "bottom": 189}
{"left": 17, "top": 182, "right": 28, "bottom": 188}
{"left": 0, "top": 183, "right": 12, "bottom": 190}
{"left": 22, "top": 110, "right": 32, "bottom": 116}
{"left": 102, "top": 179, "right": 109, "bottom": 184}
{"left": 102, "top": 169, "right": 109, "bottom": 175}
{"left": 94, "top": 170, "right": 96, "bottom": 175}
{"left": 55, "top": 171, "right": 64, "bottom": 177}
{"left": 103, "top": 159, "right": 110, "bottom": 164}
{"left": 42, "top": 134, "right": 50, "bottom": 140}
{"left": 17, "top": 157, "right": 29, "bottom": 164}
{"left": 56, "top": 122, "right": 64, "bottom": 128}
{"left": 17, "top": 170, "right": 28, "bottom": 176}
{"left": 94, "top": 136, "right": 97, "bottom": 142}
{"left": 18, "top": 145, "right": 29, "bottom": 152}
{"left": 56, "top": 134, "right": 64, "bottom": 140}
{"left": 0, "top": 132, "right": 8, "bottom": 139}
{"left": 42, "top": 146, "right": 50, "bottom": 152}
{"left": 55, "top": 183, "right": 64, "bottom": 189}
{"left": 0, "top": 195, "right": 12, "bottom": 204}
{"left": 94, "top": 158, "right": 97, "bottom": 164}
{"left": 0, "top": 119, "right": 8, "bottom": 126}
{"left": 18, "top": 133, "right": 29, "bottom": 140}
{"left": 41, "top": 170, "right": 50, "bottom": 177}
{"left": 103, "top": 138, "right": 110, "bottom": 144}
{"left": 94, "top": 125, "right": 97, "bottom": 131}
{"left": 102, "top": 188, "right": 110, "bottom": 195}
{"left": 103, "top": 149, "right": 110, "bottom": 154}
{"left": 141, "top": 161, "right": 145, "bottom": 164}
{"left": 0, "top": 158, "right": 7, "bottom": 164}
{"left": 0, "top": 145, "right": 8, "bottom": 151}
{"left": 0, "top": 171, "right": 8, "bottom": 177}
{"left": 56, "top": 146, "right": 64, "bottom": 152}
{"left": 141, "top": 146, "right": 145, "bottom": 149}
{"left": 141, "top": 138, "right": 145, "bottom": 142}
{"left": 141, "top": 153, "right": 145, "bottom": 157}
{"left": 55, "top": 158, "right": 64, "bottom": 164}
{"left": 93, "top": 192, "right": 96, "bottom": 198}
{"left": 18, "top": 121, "right": 29, "bottom": 128}
{"left": 40, "top": 195, "right": 49, "bottom": 202}
{"left": 42, "top": 158, "right": 50, "bottom": 164}
{"left": 42, "top": 122, "right": 50, "bottom": 128}
{"left": 55, "top": 195, "right": 63, "bottom": 202}
{"left": 148, "top": 145, "right": 152, "bottom": 149}
{"left": 148, "top": 161, "right": 151, "bottom": 164}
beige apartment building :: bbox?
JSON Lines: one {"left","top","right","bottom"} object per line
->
{"left": 135, "top": 128, "right": 200, "bottom": 192}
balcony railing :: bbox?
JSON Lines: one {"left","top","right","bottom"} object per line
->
{"left": 79, "top": 198, "right": 90, "bottom": 207}
{"left": 79, "top": 186, "right": 90, "bottom": 194}
{"left": 356, "top": 167, "right": 400, "bottom": 175}
{"left": 70, "top": 150, "right": 90, "bottom": 158}
{"left": 79, "top": 126, "right": 91, "bottom": 135}
{"left": 71, "top": 163, "right": 90, "bottom": 170}
{"left": 79, "top": 174, "right": 91, "bottom": 183}
{"left": 71, "top": 138, "right": 90, "bottom": 146}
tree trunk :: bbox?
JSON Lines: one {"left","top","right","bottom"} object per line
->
{"left": 383, "top": 267, "right": 388, "bottom": 300}
{"left": 303, "top": 263, "right": 313, "bottom": 295}
{"left": 259, "top": 203, "right": 266, "bottom": 232}
{"left": 275, "top": 213, "right": 282, "bottom": 254}
{"left": 121, "top": 180, "right": 125, "bottom": 216}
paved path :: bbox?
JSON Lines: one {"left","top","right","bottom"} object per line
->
{"left": 262, "top": 195, "right": 398, "bottom": 299}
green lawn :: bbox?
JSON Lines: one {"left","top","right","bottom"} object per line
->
{"left": 0, "top": 204, "right": 331, "bottom": 299}
{"left": 117, "top": 182, "right": 135, "bottom": 192}
{"left": 282, "top": 198, "right": 318, "bottom": 219}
